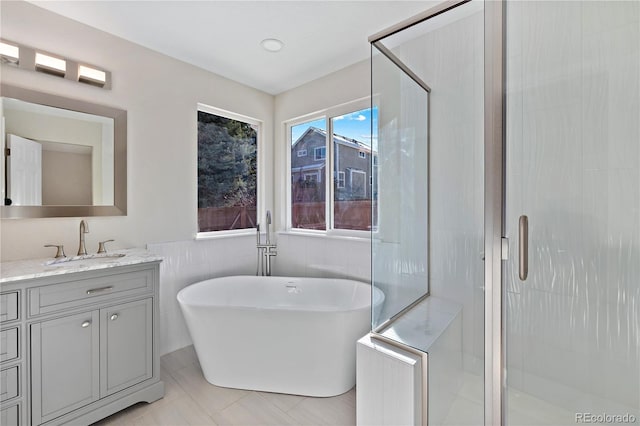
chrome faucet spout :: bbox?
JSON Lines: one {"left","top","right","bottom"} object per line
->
{"left": 78, "top": 219, "right": 89, "bottom": 256}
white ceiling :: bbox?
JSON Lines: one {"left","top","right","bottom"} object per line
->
{"left": 27, "top": 1, "right": 437, "bottom": 95}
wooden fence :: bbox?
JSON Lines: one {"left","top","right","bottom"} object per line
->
{"left": 293, "top": 199, "right": 376, "bottom": 231}
{"left": 199, "top": 200, "right": 376, "bottom": 232}
{"left": 198, "top": 206, "right": 257, "bottom": 232}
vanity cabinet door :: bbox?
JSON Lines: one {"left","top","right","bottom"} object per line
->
{"left": 100, "top": 298, "right": 153, "bottom": 397}
{"left": 31, "top": 310, "right": 100, "bottom": 425}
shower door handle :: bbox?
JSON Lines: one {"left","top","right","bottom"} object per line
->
{"left": 519, "top": 215, "right": 528, "bottom": 281}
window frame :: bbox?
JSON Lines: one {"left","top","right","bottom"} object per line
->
{"left": 304, "top": 171, "right": 321, "bottom": 183}
{"left": 196, "top": 103, "right": 264, "bottom": 239}
{"left": 349, "top": 169, "right": 367, "bottom": 199}
{"left": 284, "top": 97, "right": 372, "bottom": 237}
{"left": 297, "top": 149, "right": 307, "bottom": 157}
{"left": 314, "top": 146, "right": 326, "bottom": 160}
{"left": 337, "top": 171, "right": 346, "bottom": 189}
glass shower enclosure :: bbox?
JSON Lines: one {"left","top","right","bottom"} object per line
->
{"left": 370, "top": 1, "right": 486, "bottom": 425}
{"left": 369, "top": 0, "right": 639, "bottom": 424}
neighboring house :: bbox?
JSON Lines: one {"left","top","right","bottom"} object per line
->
{"left": 291, "top": 127, "right": 376, "bottom": 202}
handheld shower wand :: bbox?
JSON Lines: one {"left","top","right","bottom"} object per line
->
{"left": 265, "top": 210, "right": 272, "bottom": 245}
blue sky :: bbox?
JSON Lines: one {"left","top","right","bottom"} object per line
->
{"left": 291, "top": 107, "right": 378, "bottom": 147}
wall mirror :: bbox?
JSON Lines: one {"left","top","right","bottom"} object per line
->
{"left": 0, "top": 84, "right": 126, "bottom": 218}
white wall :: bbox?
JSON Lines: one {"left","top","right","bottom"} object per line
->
{"left": 42, "top": 150, "right": 93, "bottom": 205}
{"left": 0, "top": 1, "right": 376, "bottom": 355}
{"left": 273, "top": 60, "right": 372, "bottom": 282}
{"left": 0, "top": 1, "right": 278, "bottom": 356}
{"left": 0, "top": 0, "right": 274, "bottom": 261}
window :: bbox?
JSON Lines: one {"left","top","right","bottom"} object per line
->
{"left": 349, "top": 169, "right": 367, "bottom": 199}
{"left": 288, "top": 103, "right": 378, "bottom": 233}
{"left": 314, "top": 146, "right": 326, "bottom": 160}
{"left": 332, "top": 107, "right": 376, "bottom": 231}
{"left": 290, "top": 117, "right": 326, "bottom": 230}
{"left": 297, "top": 149, "right": 307, "bottom": 157}
{"left": 304, "top": 172, "right": 321, "bottom": 182}
{"left": 197, "top": 105, "right": 258, "bottom": 233}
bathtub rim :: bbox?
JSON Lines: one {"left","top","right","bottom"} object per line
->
{"left": 177, "top": 274, "right": 384, "bottom": 315}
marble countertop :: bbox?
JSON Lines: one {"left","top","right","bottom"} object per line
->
{"left": 0, "top": 248, "right": 163, "bottom": 284}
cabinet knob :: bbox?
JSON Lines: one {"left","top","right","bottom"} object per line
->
{"left": 110, "top": 314, "right": 119, "bottom": 321}
{"left": 81, "top": 321, "right": 91, "bottom": 328}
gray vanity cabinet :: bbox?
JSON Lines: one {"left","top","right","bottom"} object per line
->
{"left": 0, "top": 257, "right": 164, "bottom": 425}
{"left": 31, "top": 299, "right": 153, "bottom": 424}
{"left": 100, "top": 298, "right": 152, "bottom": 396}
{"left": 31, "top": 311, "right": 101, "bottom": 424}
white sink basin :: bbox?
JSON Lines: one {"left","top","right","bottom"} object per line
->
{"left": 45, "top": 253, "right": 126, "bottom": 266}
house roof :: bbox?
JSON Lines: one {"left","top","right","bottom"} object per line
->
{"left": 292, "top": 127, "right": 373, "bottom": 153}
{"left": 291, "top": 163, "right": 325, "bottom": 172}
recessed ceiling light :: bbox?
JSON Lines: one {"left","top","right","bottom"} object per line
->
{"left": 260, "top": 38, "right": 284, "bottom": 53}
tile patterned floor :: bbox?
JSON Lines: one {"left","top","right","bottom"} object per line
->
{"left": 93, "top": 345, "right": 356, "bottom": 426}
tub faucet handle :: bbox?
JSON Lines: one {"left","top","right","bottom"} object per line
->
{"left": 97, "top": 239, "right": 115, "bottom": 254}
{"left": 44, "top": 244, "right": 66, "bottom": 259}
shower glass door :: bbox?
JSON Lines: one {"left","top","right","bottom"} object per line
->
{"left": 504, "top": 1, "right": 640, "bottom": 424}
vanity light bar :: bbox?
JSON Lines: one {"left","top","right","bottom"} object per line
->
{"left": 0, "top": 39, "right": 111, "bottom": 90}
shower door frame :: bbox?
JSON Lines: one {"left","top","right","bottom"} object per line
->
{"left": 369, "top": 0, "right": 506, "bottom": 425}
{"left": 483, "top": 1, "right": 505, "bottom": 425}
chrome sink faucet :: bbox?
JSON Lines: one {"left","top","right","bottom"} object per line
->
{"left": 78, "top": 219, "right": 89, "bottom": 256}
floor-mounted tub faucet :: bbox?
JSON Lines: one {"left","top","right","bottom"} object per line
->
{"left": 256, "top": 210, "right": 277, "bottom": 276}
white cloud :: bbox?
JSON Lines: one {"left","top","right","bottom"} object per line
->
{"left": 334, "top": 115, "right": 345, "bottom": 120}
{"left": 354, "top": 114, "right": 367, "bottom": 121}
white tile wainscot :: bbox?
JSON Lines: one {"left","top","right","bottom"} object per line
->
{"left": 0, "top": 249, "right": 164, "bottom": 425}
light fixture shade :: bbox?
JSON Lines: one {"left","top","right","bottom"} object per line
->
{"left": 35, "top": 52, "right": 66, "bottom": 75}
{"left": 0, "top": 41, "right": 19, "bottom": 60}
{"left": 79, "top": 65, "right": 107, "bottom": 85}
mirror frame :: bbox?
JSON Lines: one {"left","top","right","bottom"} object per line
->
{"left": 1, "top": 84, "right": 127, "bottom": 218}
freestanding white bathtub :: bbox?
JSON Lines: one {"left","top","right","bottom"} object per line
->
{"left": 177, "top": 275, "right": 384, "bottom": 397}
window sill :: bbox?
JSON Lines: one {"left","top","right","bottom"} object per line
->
{"left": 278, "top": 229, "right": 370, "bottom": 243}
{"left": 196, "top": 229, "right": 257, "bottom": 240}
